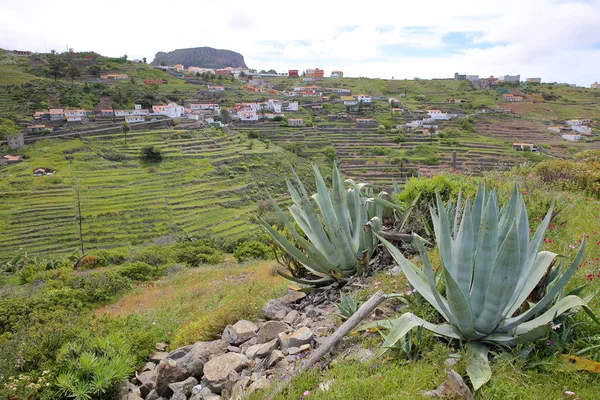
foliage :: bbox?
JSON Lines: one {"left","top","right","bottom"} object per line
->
{"left": 259, "top": 163, "right": 382, "bottom": 287}
{"left": 75, "top": 255, "right": 100, "bottom": 270}
{"left": 233, "top": 241, "right": 271, "bottom": 263}
{"left": 95, "top": 248, "right": 129, "bottom": 267}
{"left": 173, "top": 241, "right": 224, "bottom": 266}
{"left": 0, "top": 116, "right": 20, "bottom": 139}
{"left": 55, "top": 335, "right": 133, "bottom": 400}
{"left": 118, "top": 262, "right": 161, "bottom": 282}
{"left": 373, "top": 184, "right": 597, "bottom": 390}
{"left": 323, "top": 146, "right": 337, "bottom": 160}
{"left": 334, "top": 291, "right": 361, "bottom": 320}
{"left": 140, "top": 145, "right": 162, "bottom": 162}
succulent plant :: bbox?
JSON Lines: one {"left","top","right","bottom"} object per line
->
{"left": 259, "top": 163, "right": 383, "bottom": 286}
{"left": 372, "top": 184, "right": 597, "bottom": 390}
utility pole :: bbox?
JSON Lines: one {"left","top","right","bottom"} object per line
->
{"left": 69, "top": 159, "right": 85, "bottom": 256}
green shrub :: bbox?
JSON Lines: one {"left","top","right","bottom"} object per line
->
{"left": 173, "top": 241, "right": 224, "bottom": 266}
{"left": 118, "top": 262, "right": 159, "bottom": 282}
{"left": 233, "top": 241, "right": 272, "bottom": 262}
{"left": 96, "top": 248, "right": 129, "bottom": 266}
{"left": 393, "top": 134, "right": 406, "bottom": 143}
{"left": 131, "top": 245, "right": 174, "bottom": 267}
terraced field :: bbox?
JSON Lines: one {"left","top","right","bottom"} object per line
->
{"left": 0, "top": 128, "right": 314, "bottom": 261}
{"left": 242, "top": 125, "right": 530, "bottom": 186}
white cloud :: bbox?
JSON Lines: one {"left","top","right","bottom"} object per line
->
{"left": 0, "top": 0, "right": 599, "bottom": 85}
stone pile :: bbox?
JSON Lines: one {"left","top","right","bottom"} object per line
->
{"left": 121, "top": 290, "right": 337, "bottom": 400}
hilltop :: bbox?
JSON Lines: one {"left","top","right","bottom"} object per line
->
{"left": 150, "top": 47, "right": 247, "bottom": 69}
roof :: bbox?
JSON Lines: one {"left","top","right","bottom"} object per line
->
{"left": 356, "top": 118, "right": 374, "bottom": 121}
{"left": 288, "top": 118, "right": 304, "bottom": 121}
{"left": 3, "top": 155, "right": 21, "bottom": 161}
{"left": 512, "top": 143, "right": 535, "bottom": 146}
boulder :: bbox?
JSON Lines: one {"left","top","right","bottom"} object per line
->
{"left": 142, "top": 362, "right": 157, "bottom": 372}
{"left": 255, "top": 339, "right": 278, "bottom": 358}
{"left": 288, "top": 327, "right": 314, "bottom": 348}
{"left": 203, "top": 353, "right": 249, "bottom": 394}
{"left": 222, "top": 320, "right": 258, "bottom": 345}
{"left": 247, "top": 378, "right": 271, "bottom": 396}
{"left": 145, "top": 390, "right": 160, "bottom": 400}
{"left": 283, "top": 310, "right": 299, "bottom": 326}
{"left": 305, "top": 305, "right": 325, "bottom": 319}
{"left": 118, "top": 381, "right": 141, "bottom": 400}
{"left": 170, "top": 392, "right": 187, "bottom": 400}
{"left": 168, "top": 377, "right": 198, "bottom": 397}
{"left": 155, "top": 341, "right": 228, "bottom": 396}
{"left": 277, "top": 332, "right": 289, "bottom": 352}
{"left": 155, "top": 342, "right": 168, "bottom": 352}
{"left": 245, "top": 344, "right": 264, "bottom": 359}
{"left": 150, "top": 352, "right": 169, "bottom": 363}
{"left": 257, "top": 321, "right": 289, "bottom": 343}
{"left": 279, "top": 290, "right": 306, "bottom": 304}
{"left": 267, "top": 350, "right": 284, "bottom": 368}
{"left": 287, "top": 344, "right": 310, "bottom": 355}
{"left": 421, "top": 369, "right": 474, "bottom": 400}
{"left": 262, "top": 299, "right": 291, "bottom": 320}
{"left": 137, "top": 370, "right": 157, "bottom": 386}
{"left": 139, "top": 381, "right": 155, "bottom": 398}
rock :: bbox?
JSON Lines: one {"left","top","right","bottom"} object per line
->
{"left": 255, "top": 339, "right": 278, "bottom": 358}
{"left": 155, "top": 342, "right": 168, "bottom": 352}
{"left": 421, "top": 369, "right": 474, "bottom": 400}
{"left": 170, "top": 392, "right": 187, "bottom": 400}
{"left": 229, "top": 376, "right": 250, "bottom": 400}
{"left": 274, "top": 309, "right": 288, "bottom": 320}
{"left": 305, "top": 305, "right": 324, "bottom": 319}
{"left": 227, "top": 345, "right": 240, "bottom": 353}
{"left": 191, "top": 385, "right": 203, "bottom": 395}
{"left": 156, "top": 341, "right": 228, "bottom": 396}
{"left": 142, "top": 362, "right": 157, "bottom": 372}
{"left": 168, "top": 377, "right": 198, "bottom": 397}
{"left": 262, "top": 299, "right": 291, "bottom": 320}
{"left": 247, "top": 378, "right": 271, "bottom": 395}
{"left": 118, "top": 381, "right": 142, "bottom": 400}
{"left": 287, "top": 344, "right": 311, "bottom": 355}
{"left": 277, "top": 332, "right": 289, "bottom": 352}
{"left": 444, "top": 357, "right": 459, "bottom": 369}
{"left": 343, "top": 346, "right": 375, "bottom": 363}
{"left": 288, "top": 327, "right": 314, "bottom": 348}
{"left": 150, "top": 352, "right": 169, "bottom": 363}
{"left": 140, "top": 381, "right": 155, "bottom": 398}
{"left": 283, "top": 310, "right": 299, "bottom": 326}
{"left": 138, "top": 370, "right": 157, "bottom": 386}
{"left": 222, "top": 320, "right": 258, "bottom": 345}
{"left": 145, "top": 389, "right": 160, "bottom": 400}
{"left": 203, "top": 353, "right": 249, "bottom": 394}
{"left": 245, "top": 344, "right": 264, "bottom": 359}
{"left": 257, "top": 321, "right": 289, "bottom": 343}
{"left": 279, "top": 290, "right": 306, "bottom": 304}
{"left": 387, "top": 265, "right": 401, "bottom": 277}
{"left": 189, "top": 387, "right": 215, "bottom": 400}
{"left": 267, "top": 350, "right": 284, "bottom": 368}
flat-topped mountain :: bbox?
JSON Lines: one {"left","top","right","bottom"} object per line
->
{"left": 150, "top": 47, "right": 247, "bottom": 69}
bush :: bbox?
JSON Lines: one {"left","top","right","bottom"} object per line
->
{"left": 372, "top": 146, "right": 388, "bottom": 156}
{"left": 100, "top": 148, "right": 126, "bottom": 162}
{"left": 173, "top": 241, "right": 224, "bottom": 266}
{"left": 96, "top": 248, "right": 129, "bottom": 266}
{"left": 233, "top": 241, "right": 271, "bottom": 262}
{"left": 75, "top": 255, "right": 100, "bottom": 269}
{"left": 131, "top": 245, "right": 174, "bottom": 267}
{"left": 247, "top": 131, "right": 260, "bottom": 139}
{"left": 393, "top": 134, "right": 406, "bottom": 143}
{"left": 118, "top": 262, "right": 160, "bottom": 282}
{"left": 140, "top": 145, "right": 162, "bottom": 162}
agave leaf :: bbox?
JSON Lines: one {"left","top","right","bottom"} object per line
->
{"left": 331, "top": 163, "right": 352, "bottom": 239}
{"left": 277, "top": 270, "right": 333, "bottom": 287}
{"left": 474, "top": 221, "right": 521, "bottom": 334}
{"left": 444, "top": 263, "right": 478, "bottom": 339}
{"left": 378, "top": 313, "right": 461, "bottom": 356}
{"left": 501, "top": 251, "right": 556, "bottom": 321}
{"left": 498, "top": 184, "right": 519, "bottom": 245}
{"left": 378, "top": 234, "right": 451, "bottom": 320}
{"left": 433, "top": 192, "right": 455, "bottom": 276}
{"left": 396, "top": 192, "right": 421, "bottom": 233}
{"left": 513, "top": 295, "right": 599, "bottom": 336}
{"left": 452, "top": 199, "right": 475, "bottom": 297}
{"left": 470, "top": 191, "right": 499, "bottom": 317}
{"left": 413, "top": 235, "right": 453, "bottom": 323}
{"left": 466, "top": 342, "right": 492, "bottom": 391}
{"left": 501, "top": 239, "right": 586, "bottom": 331}
{"left": 484, "top": 324, "right": 551, "bottom": 347}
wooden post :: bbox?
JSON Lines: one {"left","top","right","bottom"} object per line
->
{"left": 452, "top": 151, "right": 457, "bottom": 170}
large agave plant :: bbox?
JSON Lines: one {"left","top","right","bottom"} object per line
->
{"left": 259, "top": 163, "right": 388, "bottom": 286}
{"left": 374, "top": 184, "right": 597, "bottom": 390}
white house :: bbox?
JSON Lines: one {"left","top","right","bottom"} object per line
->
{"left": 288, "top": 118, "right": 304, "bottom": 127}
{"left": 547, "top": 126, "right": 562, "bottom": 133}
{"left": 356, "top": 94, "right": 372, "bottom": 103}
{"left": 285, "top": 101, "right": 299, "bottom": 111}
{"left": 562, "top": 134, "right": 581, "bottom": 141}
{"left": 566, "top": 119, "right": 591, "bottom": 126}
{"left": 571, "top": 125, "right": 592, "bottom": 134}
{"left": 427, "top": 110, "right": 450, "bottom": 120}
{"left": 499, "top": 75, "right": 521, "bottom": 82}
{"left": 466, "top": 75, "right": 479, "bottom": 82}
{"left": 239, "top": 110, "right": 258, "bottom": 122}
{"left": 64, "top": 110, "right": 90, "bottom": 118}
{"left": 406, "top": 120, "right": 424, "bottom": 128}
{"left": 152, "top": 103, "right": 184, "bottom": 118}
{"left": 266, "top": 99, "right": 282, "bottom": 113}
{"left": 125, "top": 115, "right": 145, "bottom": 124}
{"left": 66, "top": 116, "right": 82, "bottom": 122}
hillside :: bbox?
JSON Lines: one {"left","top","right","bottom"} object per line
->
{"left": 150, "top": 47, "right": 247, "bottom": 68}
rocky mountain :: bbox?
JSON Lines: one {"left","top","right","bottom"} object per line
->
{"left": 150, "top": 47, "right": 247, "bottom": 69}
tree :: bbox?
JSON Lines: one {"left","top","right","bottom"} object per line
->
{"left": 220, "top": 108, "right": 230, "bottom": 124}
{"left": 47, "top": 56, "right": 69, "bottom": 81}
{"left": 88, "top": 65, "right": 101, "bottom": 78}
{"left": 160, "top": 60, "right": 167, "bottom": 66}
{"left": 239, "top": 71, "right": 246, "bottom": 78}
{"left": 358, "top": 99, "right": 364, "bottom": 113}
{"left": 122, "top": 55, "right": 128, "bottom": 60}
{"left": 0, "top": 117, "right": 20, "bottom": 139}
{"left": 67, "top": 64, "right": 80, "bottom": 83}
{"left": 140, "top": 145, "right": 162, "bottom": 162}
{"left": 122, "top": 121, "right": 130, "bottom": 144}
{"left": 142, "top": 57, "right": 147, "bottom": 63}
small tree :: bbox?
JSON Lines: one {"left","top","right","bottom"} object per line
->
{"left": 220, "top": 108, "right": 230, "bottom": 124}
{"left": 88, "top": 65, "right": 101, "bottom": 78}
{"left": 68, "top": 64, "right": 81, "bottom": 83}
{"left": 47, "top": 56, "right": 69, "bottom": 81}
{"left": 122, "top": 121, "right": 130, "bottom": 143}
{"left": 140, "top": 145, "right": 162, "bottom": 162}
{"left": 142, "top": 57, "right": 147, "bottom": 63}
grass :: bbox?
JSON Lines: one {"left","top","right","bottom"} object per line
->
{"left": 0, "top": 66, "right": 39, "bottom": 86}
{"left": 95, "top": 258, "right": 287, "bottom": 347}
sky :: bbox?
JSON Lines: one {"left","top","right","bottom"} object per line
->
{"left": 1, "top": 0, "right": 600, "bottom": 86}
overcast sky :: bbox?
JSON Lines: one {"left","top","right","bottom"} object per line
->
{"left": 1, "top": 0, "right": 599, "bottom": 86}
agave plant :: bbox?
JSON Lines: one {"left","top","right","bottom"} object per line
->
{"left": 372, "top": 183, "right": 597, "bottom": 390}
{"left": 259, "top": 163, "right": 384, "bottom": 287}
